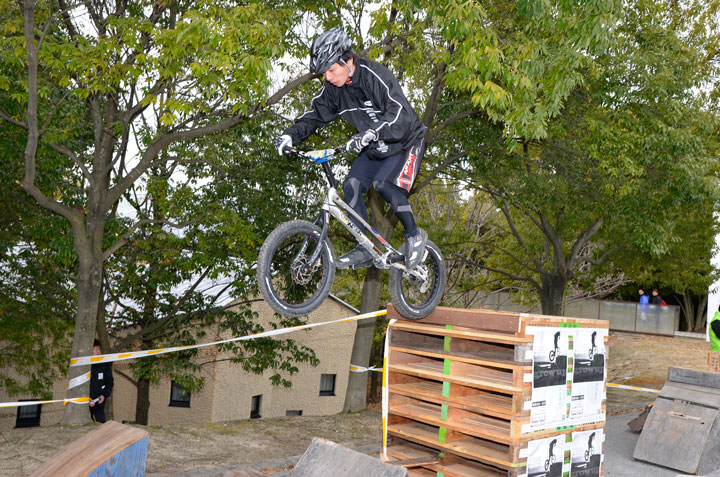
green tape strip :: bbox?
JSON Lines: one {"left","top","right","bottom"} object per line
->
{"left": 566, "top": 434, "right": 573, "bottom": 442}
{"left": 444, "top": 336, "right": 451, "bottom": 352}
{"left": 441, "top": 404, "right": 449, "bottom": 421}
{"left": 560, "top": 322, "right": 581, "bottom": 328}
{"left": 556, "top": 425, "right": 577, "bottom": 432}
{"left": 443, "top": 358, "right": 451, "bottom": 375}
{"left": 437, "top": 473, "right": 444, "bottom": 477}
{"left": 442, "top": 381, "right": 450, "bottom": 398}
{"left": 438, "top": 427, "right": 447, "bottom": 443}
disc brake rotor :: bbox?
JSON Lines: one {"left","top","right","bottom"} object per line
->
{"left": 290, "top": 256, "right": 314, "bottom": 285}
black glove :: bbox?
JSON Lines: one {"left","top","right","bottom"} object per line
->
{"left": 346, "top": 130, "right": 377, "bottom": 152}
{"left": 273, "top": 135, "right": 292, "bottom": 155}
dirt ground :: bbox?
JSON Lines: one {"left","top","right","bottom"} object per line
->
{"left": 0, "top": 332, "right": 712, "bottom": 476}
{"left": 605, "top": 332, "right": 712, "bottom": 413}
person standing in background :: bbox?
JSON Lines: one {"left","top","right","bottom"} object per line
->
{"left": 89, "top": 339, "right": 114, "bottom": 423}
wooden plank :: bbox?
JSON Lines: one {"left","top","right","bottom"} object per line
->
{"left": 389, "top": 401, "right": 513, "bottom": 444}
{"left": 390, "top": 344, "right": 529, "bottom": 371}
{"left": 389, "top": 362, "right": 520, "bottom": 394}
{"left": 34, "top": 421, "right": 148, "bottom": 477}
{"left": 389, "top": 321, "right": 531, "bottom": 345}
{"left": 388, "top": 304, "right": 522, "bottom": 334}
{"left": 668, "top": 367, "right": 720, "bottom": 390}
{"left": 388, "top": 422, "right": 515, "bottom": 470}
{"left": 658, "top": 383, "right": 720, "bottom": 409}
{"left": 388, "top": 381, "right": 515, "bottom": 419}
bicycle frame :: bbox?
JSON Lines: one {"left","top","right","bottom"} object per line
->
{"left": 293, "top": 147, "right": 428, "bottom": 281}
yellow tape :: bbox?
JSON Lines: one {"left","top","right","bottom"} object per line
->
{"left": 608, "top": 383, "right": 660, "bottom": 393}
{"left": 0, "top": 397, "right": 89, "bottom": 409}
{"left": 349, "top": 364, "right": 382, "bottom": 373}
{"left": 67, "top": 371, "right": 91, "bottom": 390}
{"left": 3, "top": 310, "right": 389, "bottom": 410}
{"left": 69, "top": 309, "right": 387, "bottom": 367}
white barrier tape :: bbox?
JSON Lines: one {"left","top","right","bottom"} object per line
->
{"left": 0, "top": 397, "right": 90, "bottom": 408}
{"left": 382, "top": 318, "right": 397, "bottom": 460}
{"left": 67, "top": 372, "right": 91, "bottom": 390}
{"left": 607, "top": 383, "right": 660, "bottom": 393}
{"left": 70, "top": 309, "right": 388, "bottom": 367}
{"left": 349, "top": 365, "right": 382, "bottom": 373}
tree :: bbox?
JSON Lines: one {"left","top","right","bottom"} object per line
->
{"left": 443, "top": 0, "right": 720, "bottom": 315}
{"left": 103, "top": 124, "right": 324, "bottom": 424}
{"left": 3, "top": 0, "right": 319, "bottom": 424}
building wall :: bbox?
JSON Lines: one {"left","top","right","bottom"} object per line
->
{"left": 210, "top": 298, "right": 356, "bottom": 421}
{"left": 110, "top": 356, "right": 218, "bottom": 427}
{"left": 0, "top": 369, "right": 71, "bottom": 429}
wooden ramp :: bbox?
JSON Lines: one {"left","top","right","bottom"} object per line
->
{"left": 634, "top": 367, "right": 720, "bottom": 475}
{"left": 288, "top": 438, "right": 407, "bottom": 477}
{"left": 33, "top": 420, "right": 149, "bottom": 477}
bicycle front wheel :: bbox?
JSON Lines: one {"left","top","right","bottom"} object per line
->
{"left": 257, "top": 220, "right": 335, "bottom": 317}
{"left": 388, "top": 239, "right": 446, "bottom": 320}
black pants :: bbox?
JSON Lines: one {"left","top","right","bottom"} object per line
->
{"left": 342, "top": 139, "right": 425, "bottom": 237}
{"left": 90, "top": 400, "right": 106, "bottom": 423}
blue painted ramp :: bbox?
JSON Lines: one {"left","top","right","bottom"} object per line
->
{"left": 33, "top": 420, "right": 149, "bottom": 477}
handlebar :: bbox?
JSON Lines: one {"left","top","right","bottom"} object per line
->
{"left": 284, "top": 145, "right": 347, "bottom": 163}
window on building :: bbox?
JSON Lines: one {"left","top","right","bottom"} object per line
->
{"left": 285, "top": 410, "right": 303, "bottom": 417}
{"left": 319, "top": 373, "right": 336, "bottom": 396}
{"left": 15, "top": 401, "right": 42, "bottom": 428}
{"left": 169, "top": 381, "right": 191, "bottom": 407}
{"left": 250, "top": 395, "right": 262, "bottom": 419}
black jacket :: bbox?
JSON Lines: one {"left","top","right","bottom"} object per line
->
{"left": 90, "top": 362, "right": 114, "bottom": 400}
{"left": 283, "top": 58, "right": 427, "bottom": 160}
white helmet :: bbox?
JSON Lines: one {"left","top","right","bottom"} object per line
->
{"left": 310, "top": 27, "right": 351, "bottom": 74}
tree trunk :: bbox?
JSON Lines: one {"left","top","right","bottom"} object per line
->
{"left": 135, "top": 377, "right": 151, "bottom": 425}
{"left": 694, "top": 294, "right": 708, "bottom": 333}
{"left": 343, "top": 268, "right": 383, "bottom": 412}
{"left": 539, "top": 274, "right": 567, "bottom": 316}
{"left": 343, "top": 191, "right": 394, "bottom": 412}
{"left": 61, "top": 256, "right": 104, "bottom": 425}
{"left": 681, "top": 290, "right": 696, "bottom": 331}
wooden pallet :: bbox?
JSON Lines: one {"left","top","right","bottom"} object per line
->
{"left": 384, "top": 304, "right": 608, "bottom": 476}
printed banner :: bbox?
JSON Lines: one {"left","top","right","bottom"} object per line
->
{"left": 570, "top": 429, "right": 603, "bottom": 477}
{"left": 529, "top": 326, "right": 571, "bottom": 431}
{"left": 525, "top": 435, "right": 568, "bottom": 477}
{"left": 570, "top": 329, "right": 607, "bottom": 424}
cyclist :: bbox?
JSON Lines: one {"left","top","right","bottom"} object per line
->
{"left": 274, "top": 27, "right": 429, "bottom": 270}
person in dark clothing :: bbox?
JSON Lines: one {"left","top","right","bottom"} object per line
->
{"left": 650, "top": 288, "right": 663, "bottom": 305}
{"left": 274, "top": 27, "right": 429, "bottom": 270}
{"left": 89, "top": 339, "right": 114, "bottom": 423}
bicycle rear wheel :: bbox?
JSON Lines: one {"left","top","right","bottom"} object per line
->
{"left": 257, "top": 220, "right": 335, "bottom": 317}
{"left": 388, "top": 239, "right": 446, "bottom": 320}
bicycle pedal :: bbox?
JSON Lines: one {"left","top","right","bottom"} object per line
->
{"left": 350, "top": 259, "right": 374, "bottom": 270}
{"left": 388, "top": 254, "right": 404, "bottom": 264}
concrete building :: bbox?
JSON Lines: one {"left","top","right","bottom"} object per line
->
{"left": 0, "top": 296, "right": 359, "bottom": 429}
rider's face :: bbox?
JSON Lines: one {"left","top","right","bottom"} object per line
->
{"left": 324, "top": 59, "right": 352, "bottom": 87}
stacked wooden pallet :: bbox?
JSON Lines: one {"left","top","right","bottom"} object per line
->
{"left": 384, "top": 305, "right": 609, "bottom": 477}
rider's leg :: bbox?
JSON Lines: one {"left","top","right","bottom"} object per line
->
{"left": 337, "top": 154, "right": 376, "bottom": 269}
{"left": 373, "top": 139, "right": 427, "bottom": 268}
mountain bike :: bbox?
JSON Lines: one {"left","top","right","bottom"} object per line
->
{"left": 256, "top": 144, "right": 446, "bottom": 320}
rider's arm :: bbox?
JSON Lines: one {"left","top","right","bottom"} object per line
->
{"left": 283, "top": 85, "right": 339, "bottom": 145}
{"left": 361, "top": 62, "right": 414, "bottom": 144}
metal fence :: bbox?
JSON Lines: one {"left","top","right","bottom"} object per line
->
{"left": 465, "top": 291, "right": 681, "bottom": 336}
